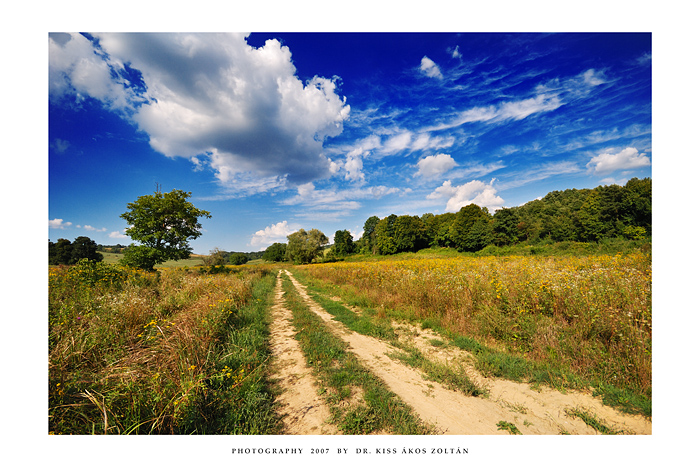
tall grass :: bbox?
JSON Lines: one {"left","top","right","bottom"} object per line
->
{"left": 49, "top": 260, "right": 279, "bottom": 434}
{"left": 298, "top": 250, "right": 652, "bottom": 416}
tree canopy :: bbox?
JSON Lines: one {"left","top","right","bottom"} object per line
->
{"left": 263, "top": 242, "right": 287, "bottom": 262}
{"left": 333, "top": 229, "right": 354, "bottom": 257}
{"left": 286, "top": 229, "right": 328, "bottom": 264}
{"left": 49, "top": 236, "right": 103, "bottom": 265}
{"left": 359, "top": 178, "right": 650, "bottom": 256}
{"left": 119, "top": 188, "right": 211, "bottom": 270}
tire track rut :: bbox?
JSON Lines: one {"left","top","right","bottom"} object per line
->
{"left": 269, "top": 270, "right": 337, "bottom": 434}
{"left": 281, "top": 269, "right": 651, "bottom": 435}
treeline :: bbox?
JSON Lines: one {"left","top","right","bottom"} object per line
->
{"left": 360, "top": 178, "right": 651, "bottom": 255}
{"left": 50, "top": 240, "right": 265, "bottom": 266}
{"left": 202, "top": 248, "right": 264, "bottom": 266}
{"left": 49, "top": 237, "right": 104, "bottom": 265}
{"left": 262, "top": 178, "right": 651, "bottom": 262}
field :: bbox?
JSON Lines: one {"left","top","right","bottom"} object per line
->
{"left": 48, "top": 245, "right": 651, "bottom": 435}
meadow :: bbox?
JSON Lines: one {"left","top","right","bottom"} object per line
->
{"left": 49, "top": 260, "right": 279, "bottom": 434}
{"left": 296, "top": 247, "right": 652, "bottom": 416}
{"left": 48, "top": 243, "right": 651, "bottom": 434}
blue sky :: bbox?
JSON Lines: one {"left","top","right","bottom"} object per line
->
{"left": 48, "top": 32, "right": 652, "bottom": 254}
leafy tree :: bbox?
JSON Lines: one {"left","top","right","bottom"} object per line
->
{"left": 449, "top": 204, "right": 492, "bottom": 252}
{"left": 578, "top": 190, "right": 605, "bottom": 242}
{"left": 71, "top": 236, "right": 104, "bottom": 263}
{"left": 119, "top": 188, "right": 211, "bottom": 270}
{"left": 393, "top": 215, "right": 428, "bottom": 252}
{"left": 621, "top": 178, "right": 651, "bottom": 234}
{"left": 49, "top": 238, "right": 73, "bottom": 265}
{"left": 374, "top": 215, "right": 398, "bottom": 255}
{"left": 361, "top": 215, "right": 380, "bottom": 254}
{"left": 333, "top": 230, "right": 354, "bottom": 257}
{"left": 202, "top": 247, "right": 228, "bottom": 266}
{"left": 492, "top": 208, "right": 521, "bottom": 246}
{"left": 429, "top": 213, "right": 456, "bottom": 248}
{"left": 228, "top": 252, "right": 248, "bottom": 265}
{"left": 286, "top": 229, "right": 329, "bottom": 264}
{"left": 263, "top": 243, "right": 287, "bottom": 262}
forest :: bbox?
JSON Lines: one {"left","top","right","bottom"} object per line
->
{"left": 348, "top": 177, "right": 651, "bottom": 257}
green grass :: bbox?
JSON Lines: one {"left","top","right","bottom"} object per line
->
{"left": 280, "top": 273, "right": 433, "bottom": 435}
{"left": 49, "top": 262, "right": 280, "bottom": 434}
{"left": 565, "top": 407, "right": 626, "bottom": 434}
{"left": 497, "top": 420, "right": 522, "bottom": 435}
{"left": 99, "top": 251, "right": 206, "bottom": 267}
{"left": 294, "top": 270, "right": 485, "bottom": 397}
{"left": 296, "top": 249, "right": 652, "bottom": 419}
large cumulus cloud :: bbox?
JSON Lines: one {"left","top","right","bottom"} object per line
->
{"left": 49, "top": 33, "right": 351, "bottom": 190}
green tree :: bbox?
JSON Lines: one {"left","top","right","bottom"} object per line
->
{"left": 202, "top": 247, "right": 228, "bottom": 266}
{"left": 228, "top": 252, "right": 248, "bottom": 265}
{"left": 286, "top": 229, "right": 329, "bottom": 264}
{"left": 449, "top": 204, "right": 492, "bottom": 252}
{"left": 333, "top": 230, "right": 354, "bottom": 257}
{"left": 361, "top": 215, "right": 380, "bottom": 254}
{"left": 492, "top": 208, "right": 521, "bottom": 246}
{"left": 393, "top": 215, "right": 428, "bottom": 252}
{"left": 578, "top": 191, "right": 605, "bottom": 242}
{"left": 71, "top": 236, "right": 104, "bottom": 263}
{"left": 119, "top": 188, "right": 211, "bottom": 270}
{"left": 49, "top": 238, "right": 73, "bottom": 265}
{"left": 263, "top": 243, "right": 287, "bottom": 262}
{"left": 374, "top": 215, "right": 398, "bottom": 255}
{"left": 621, "top": 178, "right": 651, "bottom": 234}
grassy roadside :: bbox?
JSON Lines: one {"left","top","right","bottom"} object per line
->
{"left": 295, "top": 273, "right": 485, "bottom": 398}
{"left": 292, "top": 262, "right": 651, "bottom": 418}
{"left": 280, "top": 273, "right": 433, "bottom": 435}
{"left": 49, "top": 261, "right": 280, "bottom": 434}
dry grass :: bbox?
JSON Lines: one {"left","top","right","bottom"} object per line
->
{"left": 297, "top": 251, "right": 651, "bottom": 413}
{"left": 49, "top": 261, "right": 277, "bottom": 434}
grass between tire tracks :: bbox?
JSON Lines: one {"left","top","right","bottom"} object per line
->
{"left": 293, "top": 266, "right": 651, "bottom": 418}
{"left": 280, "top": 272, "right": 433, "bottom": 435}
{"left": 297, "top": 274, "right": 486, "bottom": 398}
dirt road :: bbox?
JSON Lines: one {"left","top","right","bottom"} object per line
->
{"left": 270, "top": 269, "right": 651, "bottom": 435}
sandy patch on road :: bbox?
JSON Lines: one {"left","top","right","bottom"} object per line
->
{"left": 283, "top": 270, "right": 651, "bottom": 435}
{"left": 269, "top": 271, "right": 338, "bottom": 435}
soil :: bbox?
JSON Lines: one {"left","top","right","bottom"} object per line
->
{"left": 268, "top": 271, "right": 338, "bottom": 435}
{"left": 270, "top": 270, "right": 651, "bottom": 435}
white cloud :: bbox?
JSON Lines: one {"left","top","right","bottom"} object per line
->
{"left": 249, "top": 221, "right": 298, "bottom": 250}
{"left": 343, "top": 153, "right": 365, "bottom": 182}
{"left": 51, "top": 138, "right": 71, "bottom": 154}
{"left": 420, "top": 56, "right": 443, "bottom": 79}
{"left": 281, "top": 182, "right": 399, "bottom": 220}
{"left": 586, "top": 147, "right": 651, "bottom": 175}
{"left": 449, "top": 45, "right": 462, "bottom": 59}
{"left": 83, "top": 225, "right": 107, "bottom": 232}
{"left": 581, "top": 68, "right": 606, "bottom": 86}
{"left": 426, "top": 68, "right": 608, "bottom": 132}
{"left": 416, "top": 153, "right": 458, "bottom": 179}
{"left": 49, "top": 33, "right": 351, "bottom": 191}
{"left": 49, "top": 218, "right": 72, "bottom": 229}
{"left": 381, "top": 131, "right": 413, "bottom": 155}
{"left": 109, "top": 230, "right": 129, "bottom": 239}
{"left": 428, "top": 179, "right": 505, "bottom": 212}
